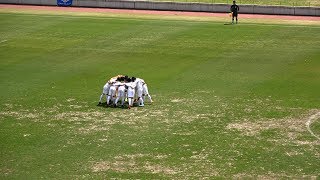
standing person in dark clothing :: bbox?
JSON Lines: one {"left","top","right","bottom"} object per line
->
{"left": 230, "top": 1, "right": 239, "bottom": 24}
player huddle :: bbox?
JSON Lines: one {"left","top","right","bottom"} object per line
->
{"left": 98, "top": 75, "right": 153, "bottom": 109}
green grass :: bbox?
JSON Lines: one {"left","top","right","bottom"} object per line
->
{"left": 0, "top": 12, "right": 320, "bottom": 178}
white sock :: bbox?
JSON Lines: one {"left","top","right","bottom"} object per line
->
{"left": 139, "top": 97, "right": 144, "bottom": 105}
{"left": 107, "top": 95, "right": 111, "bottom": 105}
{"left": 121, "top": 97, "right": 125, "bottom": 105}
{"left": 99, "top": 94, "right": 104, "bottom": 103}
{"left": 128, "top": 98, "right": 132, "bottom": 106}
{"left": 115, "top": 97, "right": 119, "bottom": 105}
{"left": 147, "top": 94, "right": 153, "bottom": 102}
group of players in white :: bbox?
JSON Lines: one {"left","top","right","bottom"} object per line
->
{"left": 98, "top": 75, "right": 153, "bottom": 109}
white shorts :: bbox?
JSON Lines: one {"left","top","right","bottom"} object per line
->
{"left": 108, "top": 86, "right": 116, "bottom": 97}
{"left": 102, "top": 84, "right": 110, "bottom": 94}
{"left": 127, "top": 87, "right": 135, "bottom": 98}
{"left": 136, "top": 81, "right": 143, "bottom": 97}
{"left": 142, "top": 84, "right": 149, "bottom": 95}
{"left": 117, "top": 86, "right": 125, "bottom": 97}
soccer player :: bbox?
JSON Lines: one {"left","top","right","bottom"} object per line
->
{"left": 131, "top": 77, "right": 144, "bottom": 107}
{"left": 135, "top": 77, "right": 152, "bottom": 104}
{"left": 98, "top": 82, "right": 110, "bottom": 105}
{"left": 113, "top": 78, "right": 126, "bottom": 108}
{"left": 125, "top": 78, "right": 136, "bottom": 109}
{"left": 98, "top": 75, "right": 124, "bottom": 106}
{"left": 107, "top": 83, "right": 117, "bottom": 106}
{"left": 230, "top": 1, "right": 239, "bottom": 24}
{"left": 142, "top": 82, "right": 153, "bottom": 103}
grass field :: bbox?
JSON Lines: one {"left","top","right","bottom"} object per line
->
{"left": 0, "top": 9, "right": 320, "bottom": 178}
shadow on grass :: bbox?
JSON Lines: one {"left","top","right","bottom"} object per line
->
{"left": 96, "top": 102, "right": 126, "bottom": 109}
{"left": 96, "top": 101, "right": 151, "bottom": 110}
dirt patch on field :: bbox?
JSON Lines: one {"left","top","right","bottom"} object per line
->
{"left": 92, "top": 161, "right": 136, "bottom": 173}
{"left": 55, "top": 111, "right": 105, "bottom": 122}
{"left": 226, "top": 117, "right": 305, "bottom": 136}
{"left": 66, "top": 98, "right": 75, "bottom": 102}
{"left": 91, "top": 153, "right": 179, "bottom": 175}
{"left": 2, "top": 95, "right": 319, "bottom": 177}
{"left": 0, "top": 167, "right": 13, "bottom": 176}
{"left": 171, "top": 99, "right": 184, "bottom": 103}
{"left": 0, "top": 109, "right": 44, "bottom": 121}
{"left": 226, "top": 109, "right": 320, "bottom": 146}
{"left": 91, "top": 151, "right": 220, "bottom": 176}
{"left": 144, "top": 162, "right": 178, "bottom": 175}
{"left": 233, "top": 173, "right": 318, "bottom": 179}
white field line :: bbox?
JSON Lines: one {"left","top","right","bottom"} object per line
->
{"left": 306, "top": 112, "right": 320, "bottom": 140}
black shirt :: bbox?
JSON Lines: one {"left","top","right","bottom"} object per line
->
{"left": 230, "top": 4, "right": 239, "bottom": 13}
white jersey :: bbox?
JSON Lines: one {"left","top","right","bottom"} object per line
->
{"left": 133, "top": 78, "right": 143, "bottom": 99}
{"left": 136, "top": 78, "right": 145, "bottom": 84}
{"left": 126, "top": 82, "right": 136, "bottom": 98}
{"left": 108, "top": 85, "right": 117, "bottom": 97}
{"left": 125, "top": 82, "right": 136, "bottom": 89}
{"left": 117, "top": 85, "right": 126, "bottom": 94}
{"left": 114, "top": 82, "right": 125, "bottom": 87}
{"left": 102, "top": 82, "right": 111, "bottom": 94}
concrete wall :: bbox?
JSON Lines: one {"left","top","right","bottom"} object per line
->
{"left": 22, "top": 0, "right": 41, "bottom": 5}
{"left": 0, "top": 0, "right": 319, "bottom": 16}
{"left": 294, "top": 7, "right": 319, "bottom": 16}
{"left": 41, "top": 0, "right": 56, "bottom": 5}
{"left": 0, "top": 0, "right": 55, "bottom": 5}
{"left": 0, "top": 0, "right": 19, "bottom": 3}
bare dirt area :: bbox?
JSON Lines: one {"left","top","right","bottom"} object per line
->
{"left": 0, "top": 4, "right": 319, "bottom": 23}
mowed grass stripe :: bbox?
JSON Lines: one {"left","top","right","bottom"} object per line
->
{"left": 0, "top": 12, "right": 319, "bottom": 178}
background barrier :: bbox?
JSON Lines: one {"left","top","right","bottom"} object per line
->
{"left": 0, "top": 0, "right": 319, "bottom": 16}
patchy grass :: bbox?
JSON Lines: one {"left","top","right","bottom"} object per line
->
{"left": 0, "top": 11, "right": 320, "bottom": 178}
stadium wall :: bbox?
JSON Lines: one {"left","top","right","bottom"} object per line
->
{"left": 0, "top": 0, "right": 319, "bottom": 16}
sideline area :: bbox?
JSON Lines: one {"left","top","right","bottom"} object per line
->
{"left": 0, "top": 4, "right": 320, "bottom": 25}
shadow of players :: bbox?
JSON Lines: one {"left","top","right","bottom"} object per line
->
{"left": 96, "top": 101, "right": 145, "bottom": 109}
